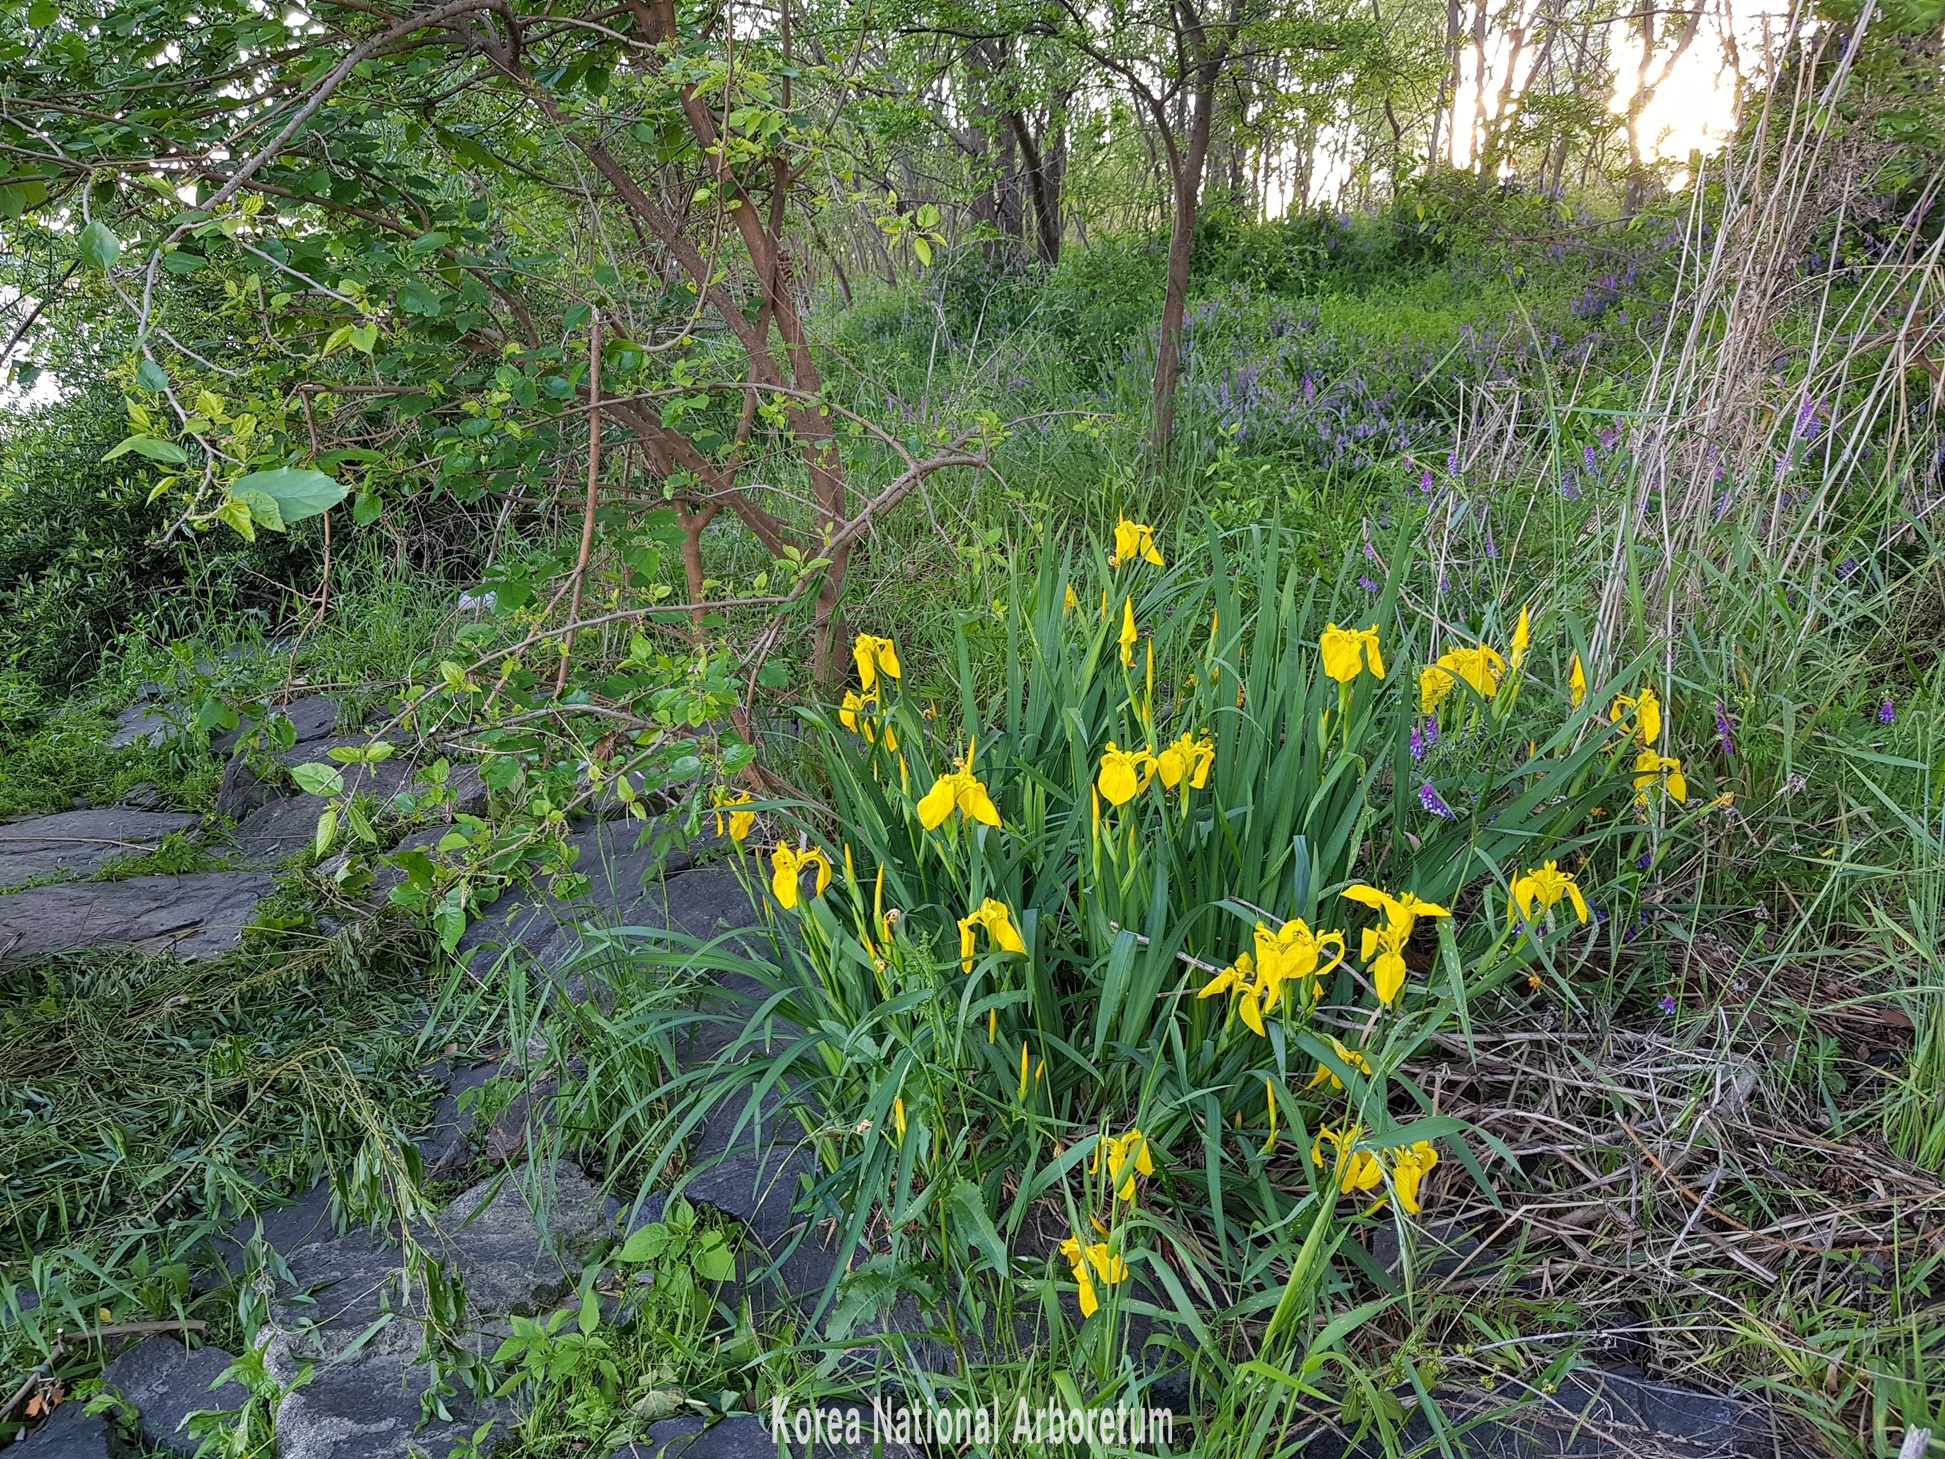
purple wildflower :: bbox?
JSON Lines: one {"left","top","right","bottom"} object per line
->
{"left": 1410, "top": 724, "right": 1427, "bottom": 761}
{"left": 1447, "top": 450, "right": 1460, "bottom": 473}
{"left": 1359, "top": 574, "right": 1380, "bottom": 593}
{"left": 1583, "top": 444, "right": 1598, "bottom": 470}
{"left": 1658, "top": 995, "right": 1677, "bottom": 1015}
{"left": 1880, "top": 698, "right": 1896, "bottom": 724}
{"left": 1419, "top": 468, "right": 1434, "bottom": 494}
{"left": 1636, "top": 853, "right": 1652, "bottom": 870}
{"left": 1419, "top": 782, "right": 1457, "bottom": 819}
{"left": 1599, "top": 427, "right": 1616, "bottom": 449}
{"left": 1423, "top": 718, "right": 1439, "bottom": 747}
{"left": 1714, "top": 703, "right": 1736, "bottom": 757}
{"left": 1364, "top": 539, "right": 1380, "bottom": 564}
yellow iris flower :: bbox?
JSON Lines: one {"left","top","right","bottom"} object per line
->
{"left": 1420, "top": 644, "right": 1508, "bottom": 711}
{"left": 1342, "top": 884, "right": 1449, "bottom": 1006}
{"left": 916, "top": 740, "right": 1003, "bottom": 829}
{"left": 853, "top": 634, "right": 901, "bottom": 693}
{"left": 1110, "top": 517, "right": 1165, "bottom": 568}
{"left": 769, "top": 843, "right": 832, "bottom": 908}
{"left": 1510, "top": 605, "right": 1531, "bottom": 670}
{"left": 1058, "top": 1234, "right": 1128, "bottom": 1318}
{"left": 839, "top": 689, "right": 896, "bottom": 748}
{"left": 1090, "top": 1127, "right": 1155, "bottom": 1201}
{"left": 1340, "top": 885, "right": 1451, "bottom": 942}
{"left": 1118, "top": 596, "right": 1139, "bottom": 669}
{"left": 1610, "top": 682, "right": 1663, "bottom": 746}
{"left": 710, "top": 790, "right": 755, "bottom": 843}
{"left": 1319, "top": 623, "right": 1386, "bottom": 684}
{"left": 1633, "top": 749, "right": 1688, "bottom": 805}
{"left": 1388, "top": 1140, "right": 1440, "bottom": 1213}
{"left": 1569, "top": 653, "right": 1587, "bottom": 708}
{"left": 1508, "top": 860, "right": 1589, "bottom": 927}
{"left": 1196, "top": 919, "right": 1345, "bottom": 1035}
{"left": 1361, "top": 923, "right": 1411, "bottom": 1004}
{"left": 1305, "top": 1035, "right": 1373, "bottom": 1092}
{"left": 1063, "top": 584, "right": 1078, "bottom": 613}
{"left": 1096, "top": 741, "right": 1157, "bottom": 806}
{"left": 1155, "top": 730, "right": 1215, "bottom": 791}
{"left": 1312, "top": 1127, "right": 1439, "bottom": 1213}
{"left": 958, "top": 896, "right": 1027, "bottom": 971}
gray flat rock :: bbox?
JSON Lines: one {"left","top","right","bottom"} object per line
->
{"left": 457, "top": 853, "right": 757, "bottom": 981}
{"left": 259, "top": 1163, "right": 616, "bottom": 1459}
{"left": 12, "top": 1399, "right": 110, "bottom": 1456}
{"left": 0, "top": 872, "right": 271, "bottom": 961}
{"left": 268, "top": 1352, "right": 499, "bottom": 1459}
{"left": 109, "top": 703, "right": 178, "bottom": 749}
{"left": 0, "top": 809, "right": 199, "bottom": 887}
{"left": 231, "top": 794, "right": 321, "bottom": 861}
{"left": 100, "top": 1335, "right": 248, "bottom": 1457}
{"left": 215, "top": 695, "right": 343, "bottom": 756}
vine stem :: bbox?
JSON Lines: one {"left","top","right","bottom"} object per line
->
{"left": 557, "top": 316, "right": 601, "bottom": 697}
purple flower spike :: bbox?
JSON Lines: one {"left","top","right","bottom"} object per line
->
{"left": 1658, "top": 995, "right": 1677, "bottom": 1015}
{"left": 1359, "top": 574, "right": 1380, "bottom": 593}
{"left": 1419, "top": 782, "right": 1457, "bottom": 819}
{"left": 1419, "top": 468, "right": 1434, "bottom": 494}
{"left": 1714, "top": 703, "right": 1736, "bottom": 757}
{"left": 1410, "top": 724, "right": 1427, "bottom": 761}
{"left": 1424, "top": 718, "right": 1439, "bottom": 746}
{"left": 1880, "top": 698, "right": 1896, "bottom": 724}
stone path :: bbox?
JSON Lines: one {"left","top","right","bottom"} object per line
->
{"left": 0, "top": 808, "right": 198, "bottom": 886}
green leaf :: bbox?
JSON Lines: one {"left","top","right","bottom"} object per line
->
{"left": 948, "top": 1179, "right": 1009, "bottom": 1277}
{"left": 77, "top": 219, "right": 119, "bottom": 269}
{"left": 290, "top": 763, "right": 345, "bottom": 797}
{"left": 103, "top": 434, "right": 188, "bottom": 464}
{"left": 618, "top": 1224, "right": 670, "bottom": 1264}
{"left": 215, "top": 494, "right": 255, "bottom": 541}
{"left": 313, "top": 806, "right": 337, "bottom": 857}
{"left": 348, "top": 322, "right": 378, "bottom": 354}
{"left": 912, "top": 235, "right": 932, "bottom": 266}
{"left": 231, "top": 467, "right": 347, "bottom": 524}
{"left": 352, "top": 491, "right": 382, "bottom": 526}
{"left": 692, "top": 1231, "right": 735, "bottom": 1283}
{"left": 233, "top": 487, "right": 285, "bottom": 532}
{"left": 27, "top": 0, "right": 57, "bottom": 25}
{"left": 135, "top": 358, "right": 169, "bottom": 392}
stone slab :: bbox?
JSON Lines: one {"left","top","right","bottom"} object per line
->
{"left": 0, "top": 809, "right": 199, "bottom": 887}
{"left": 214, "top": 695, "right": 343, "bottom": 756}
{"left": 108, "top": 703, "right": 178, "bottom": 749}
{"left": 231, "top": 794, "right": 322, "bottom": 861}
{"left": 268, "top": 1349, "right": 502, "bottom": 1459}
{"left": 101, "top": 1335, "right": 248, "bottom": 1457}
{"left": 12, "top": 1399, "right": 110, "bottom": 1456}
{"left": 0, "top": 872, "right": 272, "bottom": 962}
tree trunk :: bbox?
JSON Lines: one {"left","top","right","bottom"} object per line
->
{"left": 1150, "top": 58, "right": 1221, "bottom": 455}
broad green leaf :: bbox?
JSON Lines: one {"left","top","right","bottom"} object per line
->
{"left": 618, "top": 1224, "right": 670, "bottom": 1264}
{"left": 352, "top": 491, "right": 382, "bottom": 526}
{"left": 233, "top": 487, "right": 285, "bottom": 532}
{"left": 692, "top": 1231, "right": 735, "bottom": 1282}
{"left": 135, "top": 358, "right": 169, "bottom": 392}
{"left": 27, "top": 0, "right": 57, "bottom": 26}
{"left": 77, "top": 219, "right": 118, "bottom": 269}
{"left": 912, "top": 235, "right": 932, "bottom": 266}
{"left": 314, "top": 806, "right": 337, "bottom": 857}
{"left": 103, "top": 434, "right": 188, "bottom": 464}
{"left": 215, "top": 494, "right": 255, "bottom": 541}
{"left": 290, "top": 763, "right": 345, "bottom": 797}
{"left": 231, "top": 467, "right": 347, "bottom": 524}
